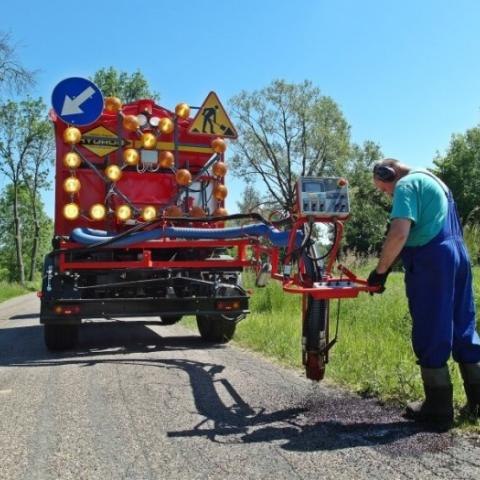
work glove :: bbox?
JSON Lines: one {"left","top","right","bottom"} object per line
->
{"left": 367, "top": 268, "right": 391, "bottom": 295}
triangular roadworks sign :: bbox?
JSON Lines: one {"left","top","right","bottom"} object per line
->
{"left": 188, "top": 91, "right": 238, "bottom": 139}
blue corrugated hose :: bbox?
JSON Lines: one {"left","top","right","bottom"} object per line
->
{"left": 70, "top": 224, "right": 302, "bottom": 248}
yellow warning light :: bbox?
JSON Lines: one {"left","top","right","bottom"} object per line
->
{"left": 165, "top": 205, "right": 183, "bottom": 217}
{"left": 63, "top": 176, "right": 81, "bottom": 194}
{"left": 175, "top": 169, "right": 192, "bottom": 186}
{"left": 104, "top": 96, "right": 123, "bottom": 113}
{"left": 89, "top": 203, "right": 106, "bottom": 221}
{"left": 212, "top": 161, "right": 227, "bottom": 177}
{"left": 116, "top": 205, "right": 132, "bottom": 221}
{"left": 211, "top": 138, "right": 227, "bottom": 154}
{"left": 123, "top": 148, "right": 140, "bottom": 166}
{"left": 105, "top": 164, "right": 122, "bottom": 182}
{"left": 63, "top": 127, "right": 82, "bottom": 145}
{"left": 189, "top": 206, "right": 206, "bottom": 218}
{"left": 175, "top": 103, "right": 190, "bottom": 119}
{"left": 63, "top": 202, "right": 80, "bottom": 220}
{"left": 141, "top": 132, "right": 157, "bottom": 149}
{"left": 158, "top": 117, "right": 174, "bottom": 134}
{"left": 212, "top": 207, "right": 228, "bottom": 217}
{"left": 63, "top": 152, "right": 81, "bottom": 169}
{"left": 122, "top": 114, "right": 140, "bottom": 132}
{"left": 142, "top": 205, "right": 157, "bottom": 221}
{"left": 159, "top": 151, "right": 174, "bottom": 168}
{"left": 213, "top": 184, "right": 228, "bottom": 200}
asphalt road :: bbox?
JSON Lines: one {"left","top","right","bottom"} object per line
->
{"left": 1, "top": 293, "right": 480, "bottom": 480}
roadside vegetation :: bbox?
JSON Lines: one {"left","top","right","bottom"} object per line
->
{"left": 0, "top": 280, "right": 38, "bottom": 303}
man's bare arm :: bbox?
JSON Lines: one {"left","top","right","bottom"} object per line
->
{"left": 376, "top": 218, "right": 412, "bottom": 273}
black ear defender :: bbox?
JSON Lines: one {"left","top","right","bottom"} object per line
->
{"left": 373, "top": 164, "right": 397, "bottom": 182}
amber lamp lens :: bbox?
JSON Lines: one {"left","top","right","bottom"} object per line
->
{"left": 141, "top": 132, "right": 157, "bottom": 149}
{"left": 175, "top": 169, "right": 192, "bottom": 186}
{"left": 142, "top": 205, "right": 157, "bottom": 221}
{"left": 123, "top": 148, "right": 139, "bottom": 166}
{"left": 158, "top": 117, "right": 174, "bottom": 134}
{"left": 175, "top": 103, "right": 190, "bottom": 119}
{"left": 212, "top": 161, "right": 227, "bottom": 177}
{"left": 122, "top": 114, "right": 140, "bottom": 132}
{"left": 63, "top": 203, "right": 80, "bottom": 220}
{"left": 165, "top": 205, "right": 183, "bottom": 217}
{"left": 105, "top": 165, "right": 122, "bottom": 182}
{"left": 212, "top": 207, "right": 228, "bottom": 217}
{"left": 213, "top": 184, "right": 228, "bottom": 200}
{"left": 89, "top": 203, "right": 106, "bottom": 221}
{"left": 104, "top": 96, "right": 122, "bottom": 113}
{"left": 116, "top": 205, "right": 132, "bottom": 221}
{"left": 63, "top": 176, "right": 81, "bottom": 193}
{"left": 189, "top": 206, "right": 206, "bottom": 218}
{"left": 159, "top": 151, "right": 174, "bottom": 168}
{"left": 63, "top": 127, "right": 82, "bottom": 145}
{"left": 63, "top": 152, "right": 81, "bottom": 169}
{"left": 211, "top": 137, "right": 226, "bottom": 153}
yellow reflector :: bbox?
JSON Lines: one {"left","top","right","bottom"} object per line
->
{"left": 63, "top": 203, "right": 80, "bottom": 220}
{"left": 116, "top": 205, "right": 132, "bottom": 221}
{"left": 105, "top": 164, "right": 122, "bottom": 182}
{"left": 89, "top": 203, "right": 106, "bottom": 221}
{"left": 123, "top": 148, "right": 139, "bottom": 166}
{"left": 142, "top": 205, "right": 157, "bottom": 221}
{"left": 63, "top": 176, "right": 81, "bottom": 193}
{"left": 63, "top": 127, "right": 82, "bottom": 145}
{"left": 63, "top": 152, "right": 81, "bottom": 169}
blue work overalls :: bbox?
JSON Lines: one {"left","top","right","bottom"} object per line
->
{"left": 400, "top": 178, "right": 480, "bottom": 368}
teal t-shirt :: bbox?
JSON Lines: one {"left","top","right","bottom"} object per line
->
{"left": 390, "top": 170, "right": 448, "bottom": 247}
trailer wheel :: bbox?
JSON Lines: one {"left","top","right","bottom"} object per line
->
{"left": 159, "top": 315, "right": 183, "bottom": 325}
{"left": 44, "top": 323, "right": 79, "bottom": 351}
{"left": 196, "top": 315, "right": 236, "bottom": 343}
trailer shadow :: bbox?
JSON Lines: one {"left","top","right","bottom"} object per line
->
{"left": 0, "top": 321, "right": 451, "bottom": 455}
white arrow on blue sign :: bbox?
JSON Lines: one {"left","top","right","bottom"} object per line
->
{"left": 51, "top": 77, "right": 104, "bottom": 126}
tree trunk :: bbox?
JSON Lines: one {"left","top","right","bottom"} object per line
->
{"left": 12, "top": 184, "right": 25, "bottom": 285}
{"left": 29, "top": 211, "right": 39, "bottom": 282}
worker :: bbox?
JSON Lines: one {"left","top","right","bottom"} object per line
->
{"left": 367, "top": 158, "right": 480, "bottom": 427}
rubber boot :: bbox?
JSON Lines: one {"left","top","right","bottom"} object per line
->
{"left": 459, "top": 362, "right": 480, "bottom": 417}
{"left": 405, "top": 366, "right": 454, "bottom": 428}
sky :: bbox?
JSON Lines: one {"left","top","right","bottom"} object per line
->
{"left": 3, "top": 0, "right": 480, "bottom": 218}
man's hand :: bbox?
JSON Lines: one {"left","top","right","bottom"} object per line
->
{"left": 367, "top": 269, "right": 391, "bottom": 295}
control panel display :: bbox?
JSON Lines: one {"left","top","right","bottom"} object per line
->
{"left": 296, "top": 177, "right": 350, "bottom": 218}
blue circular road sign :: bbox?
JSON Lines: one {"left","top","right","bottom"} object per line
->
{"left": 51, "top": 77, "right": 104, "bottom": 126}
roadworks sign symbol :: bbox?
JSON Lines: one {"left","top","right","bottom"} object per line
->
{"left": 189, "top": 91, "right": 238, "bottom": 139}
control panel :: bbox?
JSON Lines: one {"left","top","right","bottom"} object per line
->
{"left": 296, "top": 177, "right": 350, "bottom": 218}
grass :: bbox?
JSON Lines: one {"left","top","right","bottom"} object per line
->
{"left": 0, "top": 281, "right": 38, "bottom": 303}
{"left": 183, "top": 263, "right": 480, "bottom": 431}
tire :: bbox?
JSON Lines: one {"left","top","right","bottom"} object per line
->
{"left": 159, "top": 315, "right": 183, "bottom": 325}
{"left": 44, "top": 323, "right": 79, "bottom": 351}
{"left": 196, "top": 315, "right": 236, "bottom": 343}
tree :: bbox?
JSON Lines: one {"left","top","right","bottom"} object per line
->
{"left": 0, "top": 31, "right": 36, "bottom": 95}
{"left": 0, "top": 98, "right": 51, "bottom": 284}
{"left": 0, "top": 185, "right": 52, "bottom": 282}
{"left": 229, "top": 79, "right": 351, "bottom": 213}
{"left": 433, "top": 126, "right": 480, "bottom": 225}
{"left": 20, "top": 101, "right": 54, "bottom": 281}
{"left": 343, "top": 141, "right": 390, "bottom": 255}
{"left": 91, "top": 67, "right": 159, "bottom": 103}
